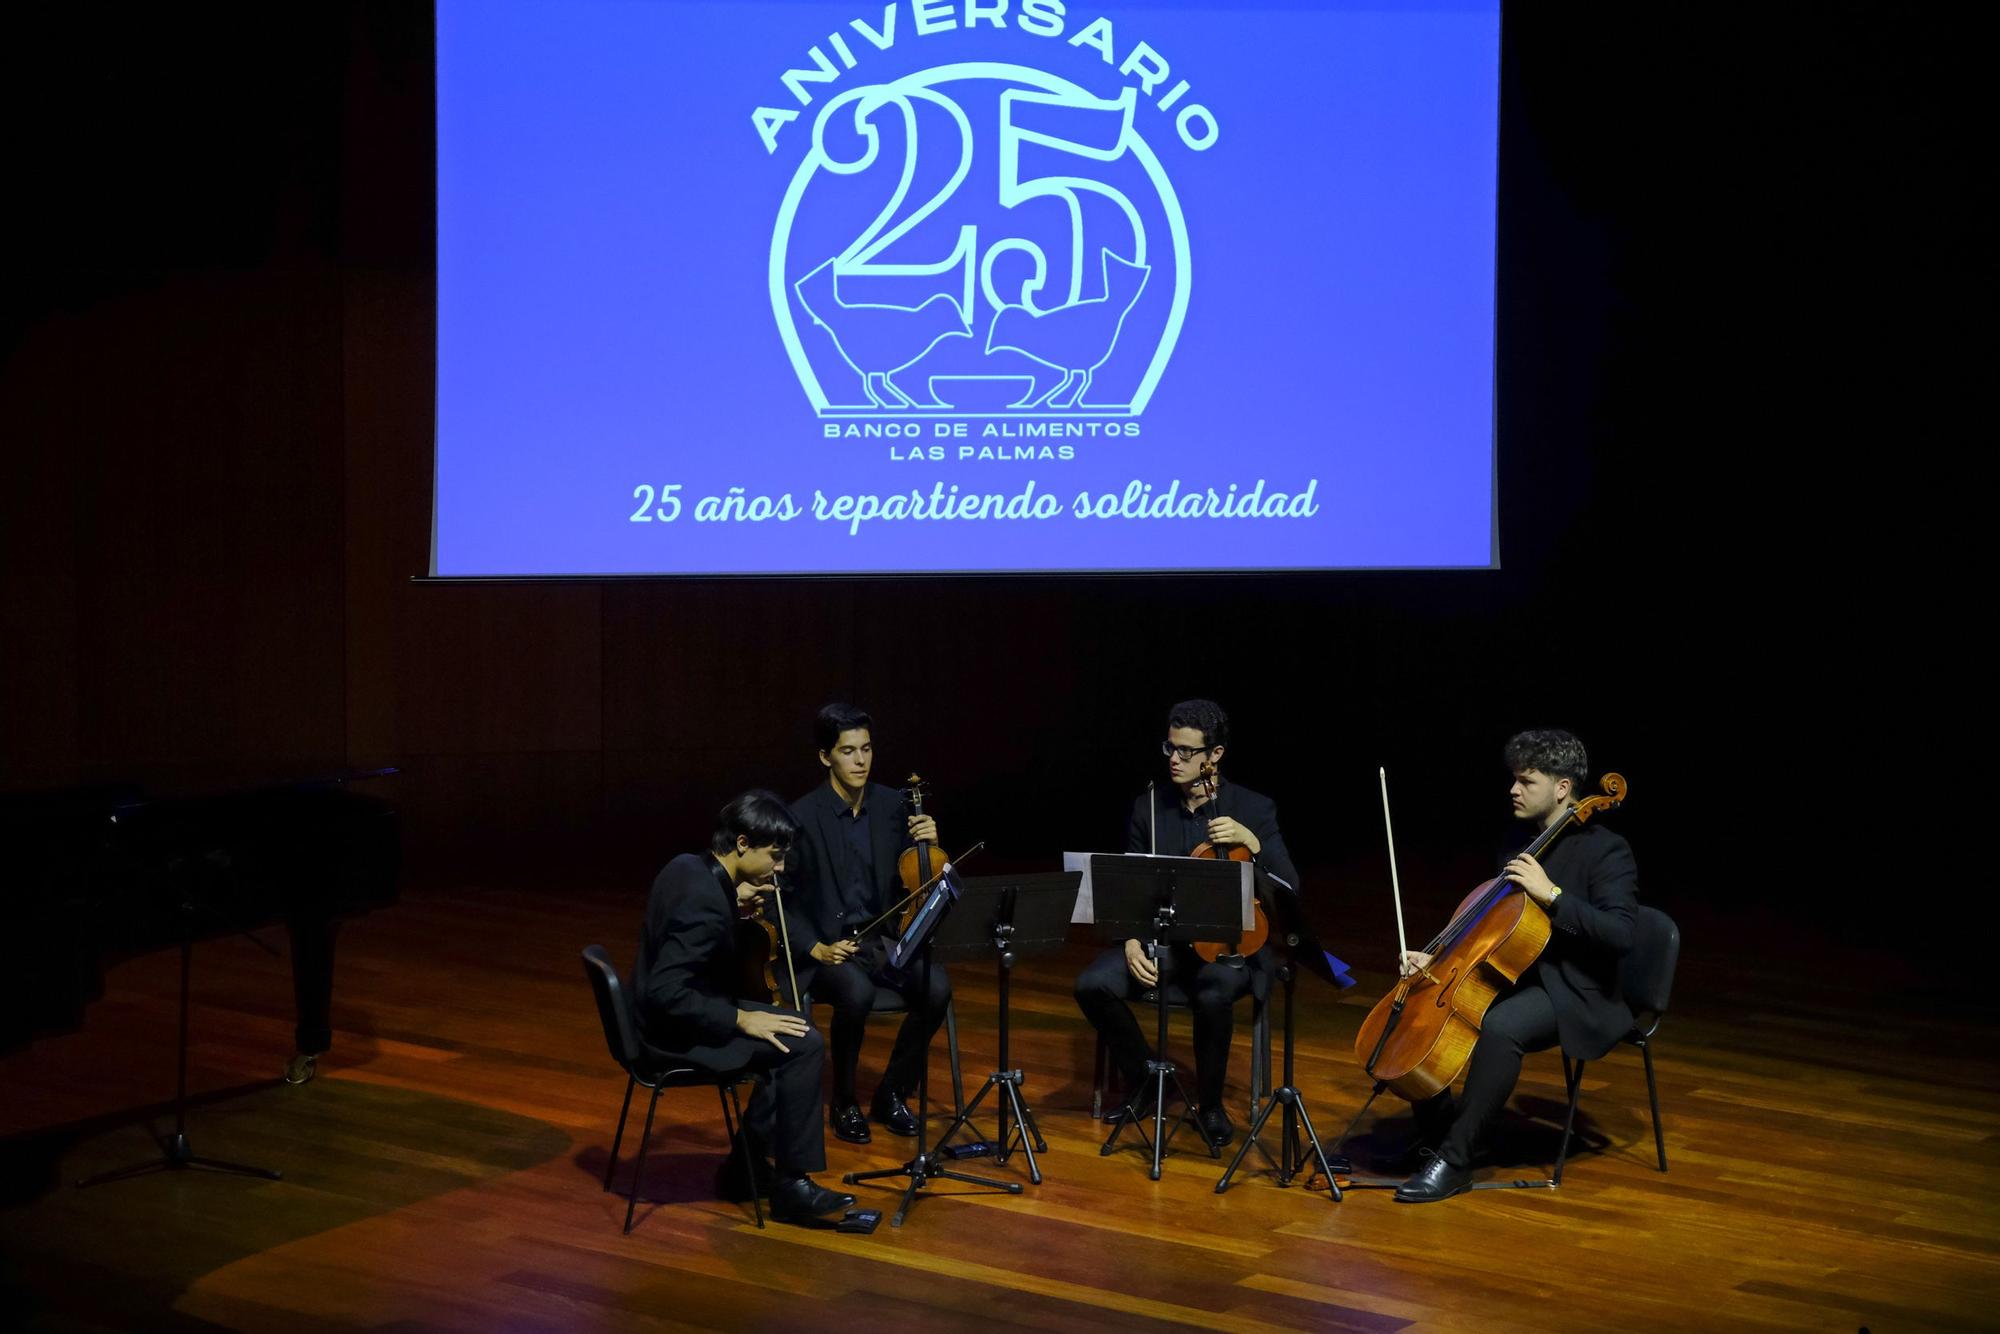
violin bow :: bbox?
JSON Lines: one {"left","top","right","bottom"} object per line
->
{"left": 770, "top": 879, "right": 803, "bottom": 1011}
{"left": 849, "top": 842, "right": 987, "bottom": 941}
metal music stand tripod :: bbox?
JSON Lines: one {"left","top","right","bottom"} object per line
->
{"left": 1215, "top": 960, "right": 1347, "bottom": 1199}
{"left": 931, "top": 871, "right": 1081, "bottom": 1185}
{"left": 78, "top": 822, "right": 282, "bottom": 1189}
{"left": 1090, "top": 853, "right": 1247, "bottom": 1180}
{"left": 844, "top": 867, "right": 1021, "bottom": 1226}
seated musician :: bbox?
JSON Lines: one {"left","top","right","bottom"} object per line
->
{"left": 635, "top": 790, "right": 854, "bottom": 1223}
{"left": 1073, "top": 698, "right": 1300, "bottom": 1148}
{"left": 780, "top": 704, "right": 952, "bottom": 1145}
{"left": 1394, "top": 729, "right": 1638, "bottom": 1203}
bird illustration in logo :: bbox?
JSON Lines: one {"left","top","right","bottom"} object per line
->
{"left": 985, "top": 249, "right": 1151, "bottom": 409}
{"left": 792, "top": 259, "right": 973, "bottom": 409}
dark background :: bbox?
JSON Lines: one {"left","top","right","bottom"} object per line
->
{"left": 1, "top": 4, "right": 1968, "bottom": 958}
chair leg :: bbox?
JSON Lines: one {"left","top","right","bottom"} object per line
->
{"left": 1639, "top": 1039, "right": 1667, "bottom": 1172}
{"left": 623, "top": 1084, "right": 663, "bottom": 1234}
{"left": 604, "top": 1073, "right": 636, "bottom": 1192}
{"left": 1092, "top": 1029, "right": 1108, "bottom": 1120}
{"left": 724, "top": 1079, "right": 765, "bottom": 1230}
{"left": 1552, "top": 1058, "right": 1585, "bottom": 1187}
{"left": 945, "top": 999, "right": 966, "bottom": 1117}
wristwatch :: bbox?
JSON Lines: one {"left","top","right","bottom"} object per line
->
{"left": 1547, "top": 885, "right": 1564, "bottom": 906}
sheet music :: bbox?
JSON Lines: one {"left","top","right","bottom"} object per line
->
{"left": 1063, "top": 852, "right": 1252, "bottom": 927}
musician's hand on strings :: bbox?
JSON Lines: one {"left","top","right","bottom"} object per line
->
{"left": 810, "top": 939, "right": 858, "bottom": 966}
{"left": 1399, "top": 950, "right": 1434, "bottom": 979}
{"left": 1504, "top": 852, "right": 1558, "bottom": 905}
{"left": 908, "top": 813, "right": 939, "bottom": 844}
{"left": 1204, "top": 817, "right": 1261, "bottom": 855}
{"left": 1124, "top": 938, "right": 1159, "bottom": 987}
{"left": 737, "top": 1008, "right": 811, "bottom": 1052}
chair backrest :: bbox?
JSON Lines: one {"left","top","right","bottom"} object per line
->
{"left": 1617, "top": 906, "right": 1680, "bottom": 1036}
{"left": 582, "top": 944, "right": 643, "bottom": 1075}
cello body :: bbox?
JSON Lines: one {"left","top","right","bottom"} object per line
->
{"left": 1353, "top": 771, "right": 1625, "bottom": 1102}
{"left": 1351, "top": 879, "right": 1550, "bottom": 1101}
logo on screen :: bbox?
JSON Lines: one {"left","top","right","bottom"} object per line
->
{"left": 770, "top": 67, "right": 1191, "bottom": 419}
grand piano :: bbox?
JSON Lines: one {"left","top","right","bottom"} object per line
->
{"left": 0, "top": 771, "right": 400, "bottom": 1056}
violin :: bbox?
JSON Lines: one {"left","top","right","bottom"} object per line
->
{"left": 895, "top": 774, "right": 943, "bottom": 937}
{"left": 839, "top": 774, "right": 980, "bottom": 948}
{"left": 1352, "top": 771, "right": 1628, "bottom": 1102}
{"left": 737, "top": 878, "right": 802, "bottom": 1010}
{"left": 1188, "top": 761, "right": 1270, "bottom": 962}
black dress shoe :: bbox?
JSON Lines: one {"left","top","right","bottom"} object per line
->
{"left": 769, "top": 1175, "right": 856, "bottom": 1222}
{"left": 831, "top": 1102, "right": 871, "bottom": 1144}
{"left": 1394, "top": 1153, "right": 1474, "bottom": 1203}
{"left": 1197, "top": 1105, "right": 1235, "bottom": 1148}
{"left": 871, "top": 1089, "right": 918, "bottom": 1137}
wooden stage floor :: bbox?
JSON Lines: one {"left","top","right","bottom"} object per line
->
{"left": 3, "top": 877, "right": 1995, "bottom": 1332}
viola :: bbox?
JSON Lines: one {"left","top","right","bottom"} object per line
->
{"left": 1188, "top": 762, "right": 1270, "bottom": 962}
{"left": 1352, "top": 771, "right": 1628, "bottom": 1102}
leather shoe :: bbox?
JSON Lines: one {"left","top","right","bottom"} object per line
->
{"left": 769, "top": 1175, "right": 855, "bottom": 1223}
{"left": 871, "top": 1088, "right": 918, "bottom": 1137}
{"left": 831, "top": 1102, "right": 871, "bottom": 1144}
{"left": 1197, "top": 1105, "right": 1235, "bottom": 1148}
{"left": 1394, "top": 1152, "right": 1473, "bottom": 1203}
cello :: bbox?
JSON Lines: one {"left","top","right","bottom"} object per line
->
{"left": 1352, "top": 770, "right": 1628, "bottom": 1102}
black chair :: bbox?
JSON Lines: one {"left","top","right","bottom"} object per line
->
{"left": 1090, "top": 989, "right": 1271, "bottom": 1121}
{"left": 582, "top": 945, "right": 766, "bottom": 1232}
{"left": 1550, "top": 906, "right": 1679, "bottom": 1185}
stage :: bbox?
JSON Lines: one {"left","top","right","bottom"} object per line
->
{"left": 3, "top": 872, "right": 1993, "bottom": 1333}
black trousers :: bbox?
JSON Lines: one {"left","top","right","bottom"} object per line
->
{"left": 1073, "top": 944, "right": 1253, "bottom": 1109}
{"left": 286, "top": 916, "right": 340, "bottom": 1056}
{"left": 808, "top": 945, "right": 952, "bottom": 1105}
{"left": 660, "top": 1003, "right": 827, "bottom": 1178}
{"left": 1429, "top": 980, "right": 1560, "bottom": 1169}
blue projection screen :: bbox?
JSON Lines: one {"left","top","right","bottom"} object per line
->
{"left": 433, "top": 0, "right": 1500, "bottom": 576}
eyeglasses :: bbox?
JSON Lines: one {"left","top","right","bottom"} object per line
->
{"left": 1161, "top": 741, "right": 1214, "bottom": 761}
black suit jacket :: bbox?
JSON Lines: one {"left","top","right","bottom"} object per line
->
{"left": 1527, "top": 821, "right": 1640, "bottom": 1060}
{"left": 1124, "top": 781, "right": 1301, "bottom": 996}
{"left": 635, "top": 852, "right": 745, "bottom": 1050}
{"left": 779, "top": 780, "right": 914, "bottom": 990}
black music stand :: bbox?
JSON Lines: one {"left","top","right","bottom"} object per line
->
{"left": 77, "top": 857, "right": 282, "bottom": 1189}
{"left": 1089, "top": 853, "right": 1247, "bottom": 1180}
{"left": 1216, "top": 961, "right": 1347, "bottom": 1199}
{"left": 844, "top": 866, "right": 1021, "bottom": 1226}
{"left": 930, "top": 872, "right": 1080, "bottom": 1185}
{"left": 1216, "top": 872, "right": 1355, "bottom": 1199}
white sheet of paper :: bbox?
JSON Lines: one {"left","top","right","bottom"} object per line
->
{"left": 1064, "top": 852, "right": 1252, "bottom": 928}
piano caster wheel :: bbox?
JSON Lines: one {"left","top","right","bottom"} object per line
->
{"left": 282, "top": 1053, "right": 318, "bottom": 1086}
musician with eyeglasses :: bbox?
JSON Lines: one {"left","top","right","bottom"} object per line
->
{"left": 1073, "top": 698, "right": 1301, "bottom": 1148}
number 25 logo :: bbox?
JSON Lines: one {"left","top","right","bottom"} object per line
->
{"left": 771, "top": 64, "right": 1190, "bottom": 418}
